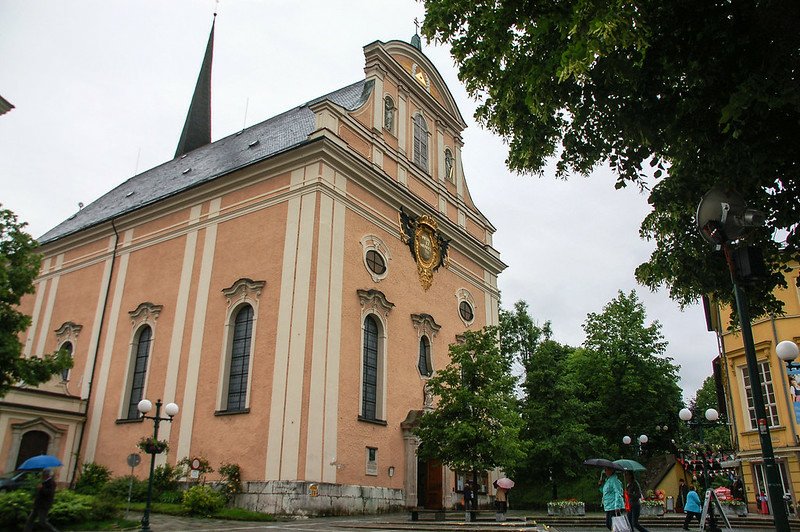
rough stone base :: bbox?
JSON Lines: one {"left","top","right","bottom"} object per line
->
{"left": 234, "top": 480, "right": 405, "bottom": 516}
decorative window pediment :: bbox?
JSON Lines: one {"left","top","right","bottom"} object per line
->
{"left": 222, "top": 278, "right": 266, "bottom": 308}
{"left": 55, "top": 321, "right": 83, "bottom": 343}
{"left": 128, "top": 302, "right": 163, "bottom": 328}
{"left": 357, "top": 289, "right": 395, "bottom": 319}
{"left": 411, "top": 313, "right": 441, "bottom": 338}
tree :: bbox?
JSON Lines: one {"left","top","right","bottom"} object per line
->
{"left": 687, "top": 376, "right": 732, "bottom": 451}
{"left": 0, "top": 206, "right": 72, "bottom": 396}
{"left": 414, "top": 327, "right": 524, "bottom": 487}
{"left": 421, "top": 0, "right": 799, "bottom": 317}
{"left": 500, "top": 300, "right": 601, "bottom": 499}
{"left": 567, "top": 291, "right": 683, "bottom": 455}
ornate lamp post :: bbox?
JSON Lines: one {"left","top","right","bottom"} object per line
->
{"left": 776, "top": 340, "right": 800, "bottom": 370}
{"left": 680, "top": 407, "right": 721, "bottom": 532}
{"left": 137, "top": 398, "right": 179, "bottom": 532}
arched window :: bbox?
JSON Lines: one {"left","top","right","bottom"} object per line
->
{"left": 418, "top": 335, "right": 432, "bottom": 377}
{"left": 413, "top": 114, "right": 428, "bottom": 171}
{"left": 362, "top": 315, "right": 379, "bottom": 421}
{"left": 384, "top": 95, "right": 395, "bottom": 132}
{"left": 126, "top": 326, "right": 152, "bottom": 420}
{"left": 60, "top": 341, "right": 73, "bottom": 381}
{"left": 226, "top": 305, "right": 254, "bottom": 412}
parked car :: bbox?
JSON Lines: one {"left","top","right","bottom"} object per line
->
{"left": 0, "top": 469, "right": 38, "bottom": 492}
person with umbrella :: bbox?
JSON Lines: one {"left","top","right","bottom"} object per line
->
{"left": 624, "top": 470, "right": 649, "bottom": 532}
{"left": 600, "top": 467, "right": 627, "bottom": 530}
{"left": 493, "top": 478, "right": 513, "bottom": 522}
{"left": 23, "top": 468, "right": 59, "bottom": 532}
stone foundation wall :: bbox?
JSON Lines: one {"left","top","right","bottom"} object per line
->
{"left": 234, "top": 480, "right": 406, "bottom": 516}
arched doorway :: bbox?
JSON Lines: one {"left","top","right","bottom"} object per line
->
{"left": 16, "top": 430, "right": 50, "bottom": 468}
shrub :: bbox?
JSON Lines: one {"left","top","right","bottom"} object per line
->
{"left": 158, "top": 490, "right": 183, "bottom": 504}
{"left": 90, "top": 495, "right": 120, "bottom": 521}
{"left": 0, "top": 490, "right": 32, "bottom": 529}
{"left": 49, "top": 490, "right": 94, "bottom": 526}
{"left": 153, "top": 463, "right": 184, "bottom": 494}
{"left": 182, "top": 485, "right": 224, "bottom": 516}
{"left": 218, "top": 462, "right": 242, "bottom": 502}
{"left": 74, "top": 462, "right": 112, "bottom": 495}
{"left": 100, "top": 475, "right": 149, "bottom": 502}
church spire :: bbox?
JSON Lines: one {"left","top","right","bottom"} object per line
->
{"left": 175, "top": 14, "right": 215, "bottom": 158}
{"left": 411, "top": 17, "right": 422, "bottom": 50}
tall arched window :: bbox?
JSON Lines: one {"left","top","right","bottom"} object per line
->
{"left": 413, "top": 113, "right": 428, "bottom": 171}
{"left": 226, "top": 305, "right": 254, "bottom": 412}
{"left": 418, "top": 335, "right": 432, "bottom": 377}
{"left": 126, "top": 326, "right": 152, "bottom": 419}
{"left": 60, "top": 341, "right": 73, "bottom": 381}
{"left": 362, "top": 315, "right": 379, "bottom": 421}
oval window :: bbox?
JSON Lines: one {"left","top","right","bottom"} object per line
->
{"left": 365, "top": 249, "right": 386, "bottom": 275}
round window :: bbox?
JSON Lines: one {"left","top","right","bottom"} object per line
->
{"left": 459, "top": 301, "right": 474, "bottom": 322}
{"left": 365, "top": 249, "right": 386, "bottom": 275}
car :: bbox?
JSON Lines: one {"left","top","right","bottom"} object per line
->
{"left": 0, "top": 469, "right": 39, "bottom": 492}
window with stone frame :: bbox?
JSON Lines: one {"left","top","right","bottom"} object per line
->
{"left": 226, "top": 304, "right": 254, "bottom": 412}
{"left": 126, "top": 325, "right": 153, "bottom": 420}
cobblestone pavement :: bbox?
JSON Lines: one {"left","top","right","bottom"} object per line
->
{"left": 119, "top": 511, "right": 778, "bottom": 532}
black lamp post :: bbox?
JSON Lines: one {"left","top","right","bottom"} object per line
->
{"left": 696, "top": 186, "right": 790, "bottom": 531}
{"left": 137, "top": 398, "right": 179, "bottom": 532}
{"left": 680, "top": 407, "right": 721, "bottom": 532}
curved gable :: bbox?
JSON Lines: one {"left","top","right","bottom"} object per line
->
{"left": 363, "top": 40, "right": 467, "bottom": 133}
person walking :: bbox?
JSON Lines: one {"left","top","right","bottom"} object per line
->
{"left": 676, "top": 478, "right": 688, "bottom": 513}
{"left": 601, "top": 467, "right": 627, "bottom": 530}
{"left": 24, "top": 469, "right": 59, "bottom": 532}
{"left": 624, "top": 471, "right": 650, "bottom": 532}
{"left": 493, "top": 479, "right": 508, "bottom": 522}
{"left": 682, "top": 485, "right": 702, "bottom": 530}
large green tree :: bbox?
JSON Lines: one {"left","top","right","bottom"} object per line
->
{"left": 414, "top": 327, "right": 524, "bottom": 484}
{"left": 685, "top": 375, "right": 733, "bottom": 451}
{"left": 421, "top": 0, "right": 799, "bottom": 317}
{"left": 567, "top": 291, "right": 683, "bottom": 455}
{"left": 0, "top": 206, "right": 72, "bottom": 396}
{"left": 500, "top": 301, "right": 601, "bottom": 499}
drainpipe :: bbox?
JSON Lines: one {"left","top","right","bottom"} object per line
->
{"left": 69, "top": 219, "right": 119, "bottom": 487}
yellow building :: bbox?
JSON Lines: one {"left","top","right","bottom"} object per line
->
{"left": 714, "top": 262, "right": 800, "bottom": 515}
{"left": 0, "top": 28, "right": 505, "bottom": 514}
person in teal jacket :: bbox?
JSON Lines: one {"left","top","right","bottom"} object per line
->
{"left": 600, "top": 467, "right": 626, "bottom": 530}
{"left": 682, "top": 485, "right": 703, "bottom": 530}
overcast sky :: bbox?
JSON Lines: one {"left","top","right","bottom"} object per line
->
{"left": 1, "top": 0, "right": 720, "bottom": 402}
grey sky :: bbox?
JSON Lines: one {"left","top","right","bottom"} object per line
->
{"left": 0, "top": 0, "right": 719, "bottom": 402}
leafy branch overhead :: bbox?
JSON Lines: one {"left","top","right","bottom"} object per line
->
{"left": 421, "top": 0, "right": 799, "bottom": 316}
{"left": 0, "top": 206, "right": 72, "bottom": 396}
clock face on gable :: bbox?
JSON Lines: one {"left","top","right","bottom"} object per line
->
{"left": 411, "top": 63, "right": 430, "bottom": 91}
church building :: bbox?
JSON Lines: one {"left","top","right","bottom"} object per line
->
{"left": 1, "top": 23, "right": 505, "bottom": 514}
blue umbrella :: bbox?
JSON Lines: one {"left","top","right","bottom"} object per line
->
{"left": 17, "top": 455, "right": 62, "bottom": 470}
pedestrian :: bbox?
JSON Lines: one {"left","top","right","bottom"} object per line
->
{"left": 601, "top": 467, "right": 628, "bottom": 530}
{"left": 682, "top": 485, "right": 702, "bottom": 530}
{"left": 624, "top": 471, "right": 650, "bottom": 532}
{"left": 730, "top": 476, "right": 744, "bottom": 502}
{"left": 493, "top": 479, "right": 508, "bottom": 522}
{"left": 463, "top": 480, "right": 476, "bottom": 509}
{"left": 24, "top": 469, "right": 59, "bottom": 532}
{"left": 676, "top": 478, "right": 688, "bottom": 513}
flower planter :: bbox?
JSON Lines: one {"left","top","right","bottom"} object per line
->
{"left": 640, "top": 504, "right": 665, "bottom": 516}
{"left": 721, "top": 505, "right": 747, "bottom": 517}
{"left": 547, "top": 502, "right": 585, "bottom": 516}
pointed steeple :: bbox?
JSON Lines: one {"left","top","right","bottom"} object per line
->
{"left": 175, "top": 15, "right": 215, "bottom": 158}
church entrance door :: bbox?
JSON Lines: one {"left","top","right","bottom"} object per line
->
{"left": 417, "top": 458, "right": 443, "bottom": 509}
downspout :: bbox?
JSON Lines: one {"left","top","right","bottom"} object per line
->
{"left": 69, "top": 219, "right": 119, "bottom": 486}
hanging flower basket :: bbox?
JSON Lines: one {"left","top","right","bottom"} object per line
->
{"left": 137, "top": 436, "right": 169, "bottom": 454}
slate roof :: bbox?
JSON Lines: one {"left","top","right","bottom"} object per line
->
{"left": 39, "top": 79, "right": 372, "bottom": 244}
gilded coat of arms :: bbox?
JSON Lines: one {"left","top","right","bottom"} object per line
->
{"left": 399, "top": 208, "right": 449, "bottom": 290}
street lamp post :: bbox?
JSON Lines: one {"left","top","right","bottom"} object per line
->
{"left": 680, "top": 407, "right": 721, "bottom": 532}
{"left": 623, "top": 434, "right": 648, "bottom": 456}
{"left": 696, "top": 186, "right": 790, "bottom": 531}
{"left": 137, "top": 398, "right": 179, "bottom": 532}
